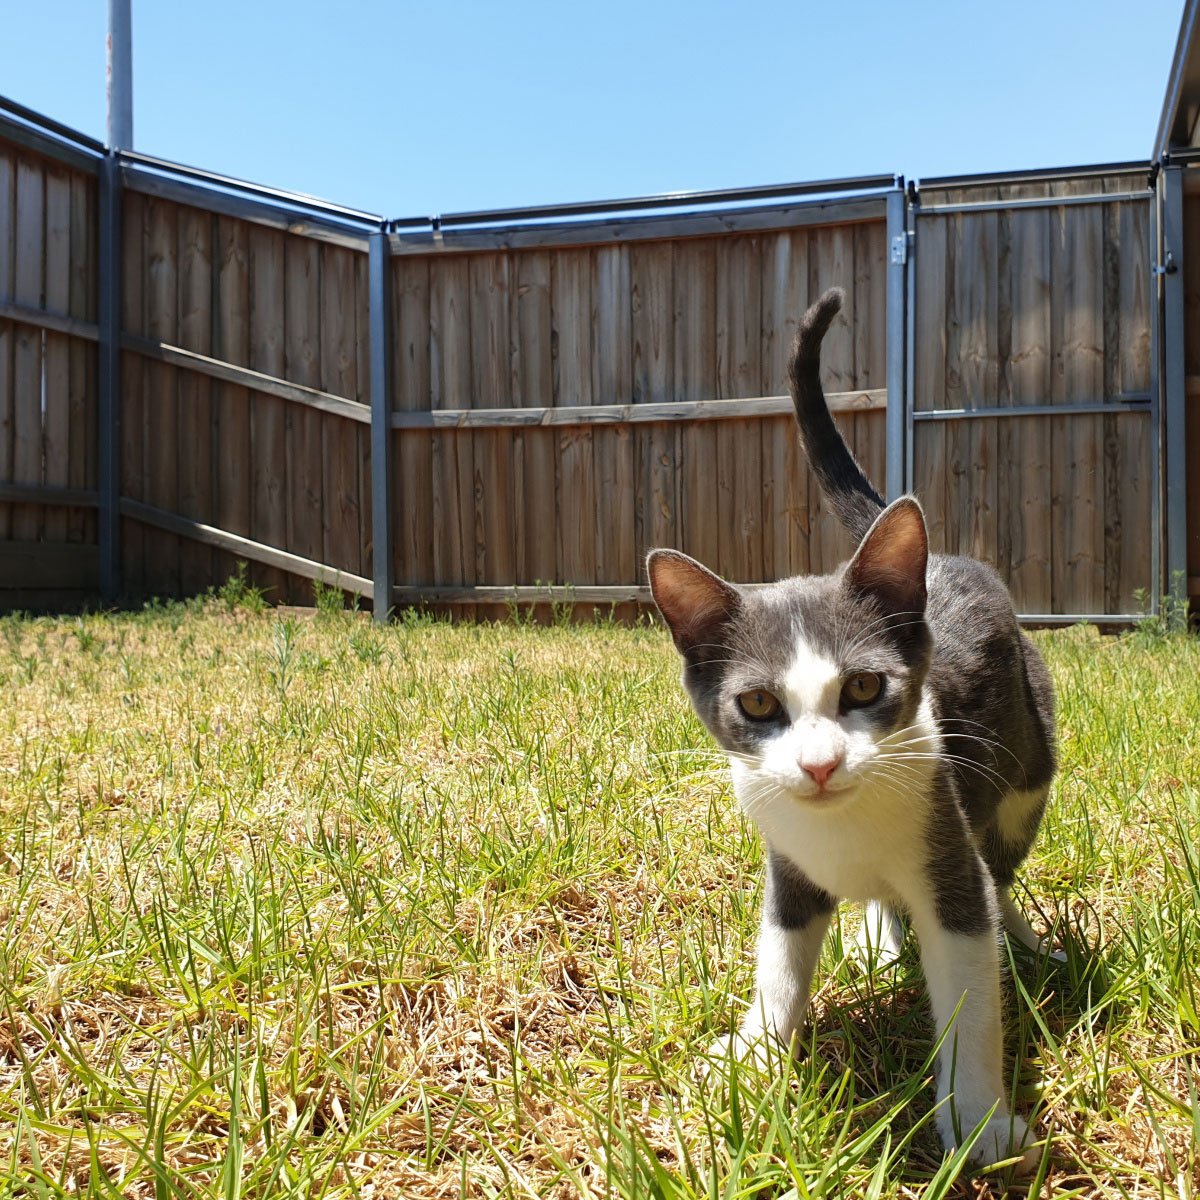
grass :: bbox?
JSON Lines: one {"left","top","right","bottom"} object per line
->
{"left": 0, "top": 592, "right": 1197, "bottom": 1198}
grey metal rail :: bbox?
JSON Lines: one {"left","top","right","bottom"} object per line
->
{"left": 388, "top": 172, "right": 902, "bottom": 232}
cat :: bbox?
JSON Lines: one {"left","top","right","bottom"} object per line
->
{"left": 646, "top": 288, "right": 1058, "bottom": 1172}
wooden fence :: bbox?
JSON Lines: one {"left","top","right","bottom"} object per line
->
{"left": 0, "top": 103, "right": 1192, "bottom": 622}
{"left": 911, "top": 170, "right": 1155, "bottom": 617}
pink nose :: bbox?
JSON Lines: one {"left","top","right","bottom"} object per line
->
{"left": 802, "top": 758, "right": 841, "bottom": 789}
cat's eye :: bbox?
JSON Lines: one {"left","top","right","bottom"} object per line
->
{"left": 841, "top": 672, "right": 883, "bottom": 708}
{"left": 737, "top": 689, "right": 783, "bottom": 720}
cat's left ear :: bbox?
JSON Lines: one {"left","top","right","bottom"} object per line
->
{"left": 845, "top": 497, "right": 928, "bottom": 617}
{"left": 647, "top": 549, "right": 741, "bottom": 659}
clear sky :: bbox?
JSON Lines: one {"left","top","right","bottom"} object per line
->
{"left": 4, "top": 1, "right": 1186, "bottom": 220}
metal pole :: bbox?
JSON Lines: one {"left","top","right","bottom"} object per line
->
{"left": 904, "top": 189, "right": 918, "bottom": 496}
{"left": 1148, "top": 189, "right": 1162, "bottom": 619}
{"left": 885, "top": 185, "right": 906, "bottom": 501}
{"left": 369, "top": 228, "right": 394, "bottom": 623}
{"left": 1160, "top": 164, "right": 1188, "bottom": 625}
{"left": 107, "top": 0, "right": 133, "bottom": 150}
{"left": 98, "top": 154, "right": 122, "bottom": 600}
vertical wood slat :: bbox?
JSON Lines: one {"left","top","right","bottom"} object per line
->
{"left": 553, "top": 248, "right": 596, "bottom": 617}
{"left": 0, "top": 148, "right": 13, "bottom": 540}
{"left": 760, "top": 229, "right": 809, "bottom": 581}
{"left": 69, "top": 170, "right": 97, "bottom": 550}
{"left": 631, "top": 239, "right": 677, "bottom": 558}
{"left": 143, "top": 197, "right": 180, "bottom": 597}
{"left": 118, "top": 187, "right": 144, "bottom": 596}
{"left": 12, "top": 156, "right": 44, "bottom": 541}
{"left": 470, "top": 253, "right": 514, "bottom": 620}
{"left": 177, "top": 205, "right": 214, "bottom": 595}
{"left": 42, "top": 166, "right": 72, "bottom": 544}
{"left": 284, "top": 235, "right": 323, "bottom": 604}
{"left": 392, "top": 255, "right": 432, "bottom": 597}
{"left": 215, "top": 216, "right": 251, "bottom": 587}
{"left": 1051, "top": 183, "right": 1105, "bottom": 614}
{"left": 716, "top": 236, "right": 762, "bottom": 583}
{"left": 430, "top": 258, "right": 474, "bottom": 619}
{"left": 592, "top": 245, "right": 635, "bottom": 617}
{"left": 1007, "top": 189, "right": 1053, "bottom": 613}
{"left": 248, "top": 226, "right": 288, "bottom": 603}
{"left": 514, "top": 250, "right": 555, "bottom": 619}
{"left": 809, "top": 225, "right": 856, "bottom": 571}
{"left": 321, "top": 245, "right": 362, "bottom": 585}
{"left": 675, "top": 240, "right": 718, "bottom": 570}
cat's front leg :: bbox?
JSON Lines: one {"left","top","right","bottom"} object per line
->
{"left": 711, "top": 851, "right": 835, "bottom": 1065}
{"left": 911, "top": 883, "right": 1038, "bottom": 1173}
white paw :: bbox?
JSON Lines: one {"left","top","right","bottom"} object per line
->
{"left": 939, "top": 1107, "right": 1039, "bottom": 1174}
{"left": 699, "top": 1027, "right": 792, "bottom": 1079}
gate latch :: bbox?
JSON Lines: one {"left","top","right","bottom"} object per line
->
{"left": 890, "top": 234, "right": 908, "bottom": 266}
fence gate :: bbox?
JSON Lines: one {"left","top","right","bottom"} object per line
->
{"left": 903, "top": 168, "right": 1158, "bottom": 622}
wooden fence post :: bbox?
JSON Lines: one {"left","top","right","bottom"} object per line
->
{"left": 98, "top": 152, "right": 121, "bottom": 600}
{"left": 369, "top": 227, "right": 394, "bottom": 622}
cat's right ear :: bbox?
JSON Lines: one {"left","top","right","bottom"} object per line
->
{"left": 647, "top": 550, "right": 741, "bottom": 658}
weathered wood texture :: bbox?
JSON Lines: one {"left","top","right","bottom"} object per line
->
{"left": 117, "top": 194, "right": 371, "bottom": 605}
{"left": 388, "top": 220, "right": 890, "bottom": 611}
{"left": 0, "top": 138, "right": 98, "bottom": 610}
{"left": 913, "top": 173, "right": 1153, "bottom": 614}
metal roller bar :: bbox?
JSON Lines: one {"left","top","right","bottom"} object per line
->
{"left": 0, "top": 93, "right": 105, "bottom": 152}
{"left": 919, "top": 161, "right": 1150, "bottom": 190}
{"left": 389, "top": 172, "right": 900, "bottom": 231}
{"left": 0, "top": 110, "right": 102, "bottom": 174}
{"left": 118, "top": 149, "right": 381, "bottom": 225}
{"left": 916, "top": 191, "right": 1151, "bottom": 216}
{"left": 912, "top": 400, "right": 1151, "bottom": 421}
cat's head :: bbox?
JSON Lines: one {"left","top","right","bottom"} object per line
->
{"left": 648, "top": 498, "right": 933, "bottom": 808}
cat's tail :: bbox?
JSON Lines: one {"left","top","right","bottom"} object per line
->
{"left": 787, "top": 288, "right": 885, "bottom": 542}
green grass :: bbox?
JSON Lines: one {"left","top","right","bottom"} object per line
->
{"left": 0, "top": 597, "right": 1197, "bottom": 1198}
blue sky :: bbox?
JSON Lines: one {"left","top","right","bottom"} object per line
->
{"left": 4, "top": 1, "right": 1185, "bottom": 219}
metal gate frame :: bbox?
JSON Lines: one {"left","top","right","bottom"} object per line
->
{"left": 887, "top": 171, "right": 1163, "bottom": 624}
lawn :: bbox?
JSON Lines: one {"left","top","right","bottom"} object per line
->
{"left": 0, "top": 589, "right": 1197, "bottom": 1199}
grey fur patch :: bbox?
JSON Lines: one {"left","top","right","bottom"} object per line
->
{"left": 766, "top": 851, "right": 836, "bottom": 930}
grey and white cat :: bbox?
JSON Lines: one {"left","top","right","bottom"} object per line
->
{"left": 647, "top": 289, "right": 1057, "bottom": 1171}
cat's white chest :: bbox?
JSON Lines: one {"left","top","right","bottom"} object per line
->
{"left": 730, "top": 762, "right": 934, "bottom": 905}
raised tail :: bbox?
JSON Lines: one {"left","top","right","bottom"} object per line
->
{"left": 787, "top": 287, "right": 885, "bottom": 542}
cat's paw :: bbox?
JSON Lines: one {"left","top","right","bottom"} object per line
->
{"left": 699, "top": 1027, "right": 792, "bottom": 1080}
{"left": 939, "top": 1108, "right": 1039, "bottom": 1175}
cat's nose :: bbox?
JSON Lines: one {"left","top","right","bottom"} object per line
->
{"left": 802, "top": 757, "right": 842, "bottom": 789}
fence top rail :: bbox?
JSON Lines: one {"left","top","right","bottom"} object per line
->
{"left": 0, "top": 108, "right": 103, "bottom": 175}
{"left": 388, "top": 193, "right": 889, "bottom": 256}
{"left": 387, "top": 172, "right": 902, "bottom": 232}
{"left": 0, "top": 93, "right": 105, "bottom": 154}
{"left": 916, "top": 160, "right": 1153, "bottom": 191}
{"left": 117, "top": 148, "right": 383, "bottom": 226}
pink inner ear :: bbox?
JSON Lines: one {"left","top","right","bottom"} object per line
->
{"left": 847, "top": 499, "right": 928, "bottom": 611}
{"left": 648, "top": 551, "right": 739, "bottom": 651}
